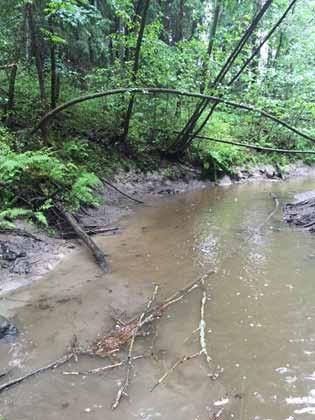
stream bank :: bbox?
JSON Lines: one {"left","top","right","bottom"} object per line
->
{"left": 1, "top": 161, "right": 315, "bottom": 297}
{"left": 1, "top": 175, "right": 315, "bottom": 419}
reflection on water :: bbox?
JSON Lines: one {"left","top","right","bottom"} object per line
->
{"left": 1, "top": 177, "right": 315, "bottom": 419}
{"left": 194, "top": 179, "right": 315, "bottom": 419}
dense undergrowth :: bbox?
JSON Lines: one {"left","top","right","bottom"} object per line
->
{"left": 1, "top": 0, "right": 315, "bottom": 229}
{"left": 1, "top": 67, "right": 315, "bottom": 230}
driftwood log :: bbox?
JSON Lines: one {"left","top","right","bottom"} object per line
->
{"left": 54, "top": 201, "right": 108, "bottom": 272}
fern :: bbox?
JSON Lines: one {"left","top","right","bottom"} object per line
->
{"left": 0, "top": 138, "right": 104, "bottom": 227}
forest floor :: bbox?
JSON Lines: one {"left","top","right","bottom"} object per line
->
{"left": 1, "top": 160, "right": 315, "bottom": 297}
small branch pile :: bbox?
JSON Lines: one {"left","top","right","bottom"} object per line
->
{"left": 0, "top": 275, "right": 215, "bottom": 410}
{"left": 151, "top": 273, "right": 219, "bottom": 392}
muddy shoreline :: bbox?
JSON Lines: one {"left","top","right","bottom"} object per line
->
{"left": 1, "top": 161, "right": 315, "bottom": 297}
{"left": 1, "top": 172, "right": 315, "bottom": 419}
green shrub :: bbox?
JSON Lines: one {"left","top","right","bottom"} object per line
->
{"left": 0, "top": 135, "right": 102, "bottom": 228}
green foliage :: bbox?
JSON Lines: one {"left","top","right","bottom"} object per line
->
{"left": 0, "top": 0, "right": 314, "bottom": 213}
{"left": 0, "top": 130, "right": 102, "bottom": 227}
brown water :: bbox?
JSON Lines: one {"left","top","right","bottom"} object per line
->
{"left": 1, "top": 178, "right": 315, "bottom": 419}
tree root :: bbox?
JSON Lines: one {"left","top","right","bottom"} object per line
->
{"left": 102, "top": 178, "right": 144, "bottom": 205}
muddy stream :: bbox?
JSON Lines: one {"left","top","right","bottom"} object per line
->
{"left": 1, "top": 178, "right": 315, "bottom": 419}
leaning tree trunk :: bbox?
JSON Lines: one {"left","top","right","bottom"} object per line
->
{"left": 174, "top": 0, "right": 298, "bottom": 154}
{"left": 172, "top": 0, "right": 273, "bottom": 153}
{"left": 184, "top": 0, "right": 298, "bottom": 150}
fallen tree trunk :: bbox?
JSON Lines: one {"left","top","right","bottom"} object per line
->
{"left": 54, "top": 202, "right": 108, "bottom": 272}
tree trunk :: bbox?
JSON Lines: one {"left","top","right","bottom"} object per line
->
{"left": 49, "top": 20, "right": 58, "bottom": 110}
{"left": 7, "top": 64, "right": 17, "bottom": 113}
{"left": 122, "top": 0, "right": 151, "bottom": 143}
{"left": 172, "top": 0, "right": 273, "bottom": 152}
{"left": 174, "top": 0, "right": 185, "bottom": 43}
{"left": 25, "top": 3, "right": 46, "bottom": 104}
{"left": 200, "top": 0, "right": 222, "bottom": 93}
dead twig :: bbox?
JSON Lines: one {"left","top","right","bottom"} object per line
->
{"left": 210, "top": 407, "right": 224, "bottom": 419}
{"left": 59, "top": 226, "right": 119, "bottom": 239}
{"left": 151, "top": 352, "right": 200, "bottom": 392}
{"left": 0, "top": 353, "right": 74, "bottom": 394}
{"left": 92, "top": 276, "right": 208, "bottom": 358}
{"left": 0, "top": 336, "right": 79, "bottom": 395}
{"left": 63, "top": 355, "right": 144, "bottom": 376}
{"left": 0, "top": 228, "right": 42, "bottom": 242}
{"left": 199, "top": 275, "right": 213, "bottom": 373}
{"left": 183, "top": 326, "right": 200, "bottom": 344}
{"left": 112, "top": 285, "right": 159, "bottom": 409}
{"left": 0, "top": 371, "right": 9, "bottom": 380}
{"left": 247, "top": 192, "right": 280, "bottom": 240}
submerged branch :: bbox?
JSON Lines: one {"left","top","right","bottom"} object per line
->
{"left": 0, "top": 353, "right": 74, "bottom": 394}
{"left": 151, "top": 352, "right": 200, "bottom": 392}
{"left": 112, "top": 284, "right": 159, "bottom": 410}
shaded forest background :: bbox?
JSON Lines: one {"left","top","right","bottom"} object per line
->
{"left": 0, "top": 0, "right": 315, "bottom": 228}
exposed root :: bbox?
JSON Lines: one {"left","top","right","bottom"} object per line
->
{"left": 102, "top": 178, "right": 144, "bottom": 205}
{"left": 0, "top": 228, "right": 42, "bottom": 242}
